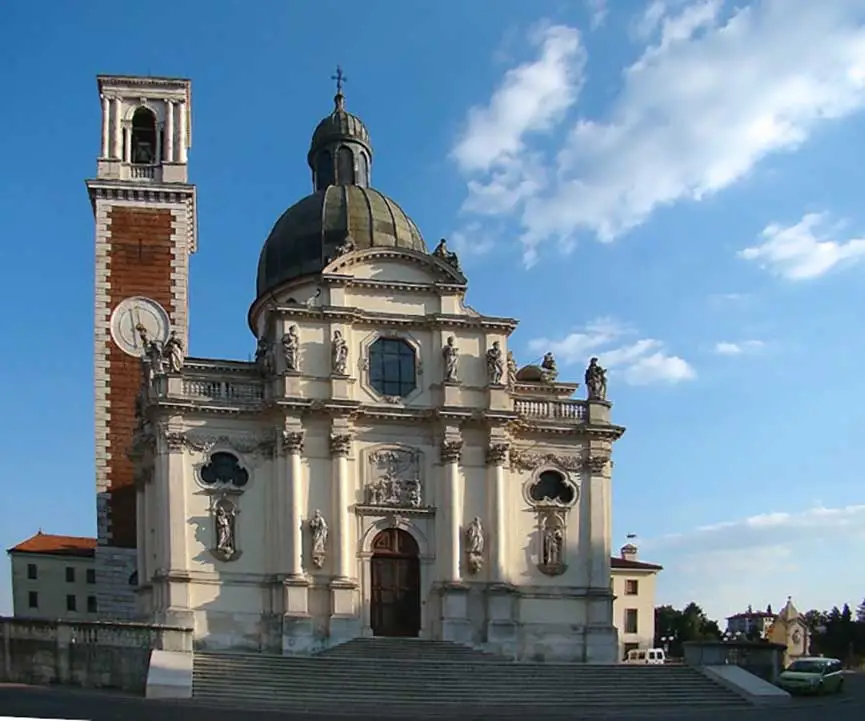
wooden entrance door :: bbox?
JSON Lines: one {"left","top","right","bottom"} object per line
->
{"left": 370, "top": 528, "right": 421, "bottom": 637}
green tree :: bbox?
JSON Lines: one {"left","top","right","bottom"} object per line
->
{"left": 855, "top": 599, "right": 865, "bottom": 623}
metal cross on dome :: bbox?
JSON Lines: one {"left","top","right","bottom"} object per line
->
{"left": 332, "top": 66, "right": 347, "bottom": 95}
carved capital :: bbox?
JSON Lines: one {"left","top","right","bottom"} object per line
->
{"left": 163, "top": 432, "right": 186, "bottom": 452}
{"left": 329, "top": 433, "right": 352, "bottom": 457}
{"left": 281, "top": 430, "right": 304, "bottom": 455}
{"left": 587, "top": 455, "right": 610, "bottom": 474}
{"left": 509, "top": 449, "right": 582, "bottom": 472}
{"left": 486, "top": 442, "right": 510, "bottom": 466}
{"left": 440, "top": 439, "right": 463, "bottom": 464}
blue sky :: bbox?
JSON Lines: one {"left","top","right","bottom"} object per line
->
{"left": 2, "top": 0, "right": 865, "bottom": 622}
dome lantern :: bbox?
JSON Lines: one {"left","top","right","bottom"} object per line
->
{"left": 307, "top": 66, "right": 372, "bottom": 190}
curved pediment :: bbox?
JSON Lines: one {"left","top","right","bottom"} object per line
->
{"left": 323, "top": 247, "right": 467, "bottom": 286}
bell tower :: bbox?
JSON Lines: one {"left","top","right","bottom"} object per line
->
{"left": 85, "top": 75, "right": 197, "bottom": 618}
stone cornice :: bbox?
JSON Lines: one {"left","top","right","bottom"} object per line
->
{"left": 271, "top": 305, "right": 519, "bottom": 334}
{"left": 85, "top": 180, "right": 198, "bottom": 253}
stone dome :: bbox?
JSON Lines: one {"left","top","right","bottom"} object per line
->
{"left": 308, "top": 94, "right": 371, "bottom": 164}
{"left": 255, "top": 185, "right": 427, "bottom": 298}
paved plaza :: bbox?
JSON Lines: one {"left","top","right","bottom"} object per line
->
{"left": 0, "top": 673, "right": 862, "bottom": 721}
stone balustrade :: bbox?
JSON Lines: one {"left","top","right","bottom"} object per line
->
{"left": 0, "top": 616, "right": 192, "bottom": 693}
{"left": 145, "top": 359, "right": 265, "bottom": 407}
{"left": 513, "top": 398, "right": 587, "bottom": 422}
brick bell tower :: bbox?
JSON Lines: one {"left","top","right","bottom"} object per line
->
{"left": 85, "top": 75, "right": 197, "bottom": 618}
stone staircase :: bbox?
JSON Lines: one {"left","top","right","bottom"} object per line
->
{"left": 191, "top": 639, "right": 753, "bottom": 717}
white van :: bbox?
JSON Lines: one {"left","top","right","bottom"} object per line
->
{"left": 624, "top": 648, "right": 666, "bottom": 665}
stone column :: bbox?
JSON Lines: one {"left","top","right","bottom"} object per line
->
{"left": 123, "top": 125, "right": 131, "bottom": 163}
{"left": 165, "top": 100, "right": 175, "bottom": 163}
{"left": 440, "top": 438, "right": 463, "bottom": 583}
{"left": 100, "top": 95, "right": 110, "bottom": 158}
{"left": 177, "top": 102, "right": 188, "bottom": 164}
{"left": 588, "top": 454, "right": 612, "bottom": 588}
{"left": 282, "top": 430, "right": 305, "bottom": 579}
{"left": 330, "top": 432, "right": 353, "bottom": 581}
{"left": 111, "top": 98, "right": 122, "bottom": 159}
{"left": 485, "top": 442, "right": 509, "bottom": 583}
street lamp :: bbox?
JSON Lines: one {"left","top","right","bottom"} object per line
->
{"left": 660, "top": 635, "right": 675, "bottom": 653}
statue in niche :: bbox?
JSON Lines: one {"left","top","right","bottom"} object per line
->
{"left": 540, "top": 352, "right": 558, "bottom": 383}
{"left": 282, "top": 325, "right": 300, "bottom": 372}
{"left": 506, "top": 351, "right": 518, "bottom": 389}
{"left": 162, "top": 331, "right": 184, "bottom": 373}
{"left": 542, "top": 524, "right": 563, "bottom": 568}
{"left": 365, "top": 448, "right": 424, "bottom": 508}
{"left": 486, "top": 341, "right": 504, "bottom": 385}
{"left": 212, "top": 494, "right": 240, "bottom": 561}
{"left": 442, "top": 336, "right": 459, "bottom": 383}
{"left": 585, "top": 357, "right": 608, "bottom": 401}
{"left": 433, "top": 238, "right": 461, "bottom": 271}
{"left": 331, "top": 330, "right": 349, "bottom": 375}
{"left": 254, "top": 337, "right": 274, "bottom": 375}
{"left": 309, "top": 509, "right": 328, "bottom": 568}
{"left": 465, "top": 517, "right": 485, "bottom": 574}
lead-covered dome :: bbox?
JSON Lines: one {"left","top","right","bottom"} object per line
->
{"left": 256, "top": 185, "right": 426, "bottom": 297}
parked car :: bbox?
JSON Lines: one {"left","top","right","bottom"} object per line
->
{"left": 776, "top": 657, "right": 844, "bottom": 695}
{"left": 624, "top": 648, "right": 666, "bottom": 665}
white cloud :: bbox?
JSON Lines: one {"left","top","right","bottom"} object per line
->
{"left": 449, "top": 222, "right": 496, "bottom": 258}
{"left": 453, "top": 1, "right": 865, "bottom": 265}
{"left": 739, "top": 212, "right": 865, "bottom": 279}
{"left": 450, "top": 24, "right": 584, "bottom": 174}
{"left": 646, "top": 503, "right": 865, "bottom": 619}
{"left": 713, "top": 339, "right": 765, "bottom": 355}
{"left": 585, "top": 0, "right": 608, "bottom": 30}
{"left": 527, "top": 317, "right": 695, "bottom": 385}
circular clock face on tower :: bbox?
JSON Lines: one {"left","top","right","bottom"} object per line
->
{"left": 110, "top": 296, "right": 171, "bottom": 357}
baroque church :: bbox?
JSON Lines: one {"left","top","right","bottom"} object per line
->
{"left": 87, "top": 72, "right": 624, "bottom": 662}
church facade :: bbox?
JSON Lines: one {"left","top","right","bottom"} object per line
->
{"left": 91, "top": 74, "right": 625, "bottom": 662}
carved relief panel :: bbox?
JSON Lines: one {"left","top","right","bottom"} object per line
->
{"left": 363, "top": 447, "right": 427, "bottom": 510}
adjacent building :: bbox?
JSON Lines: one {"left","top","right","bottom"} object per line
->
{"left": 611, "top": 543, "right": 662, "bottom": 659}
{"left": 6, "top": 532, "right": 99, "bottom": 620}
{"left": 725, "top": 606, "right": 776, "bottom": 639}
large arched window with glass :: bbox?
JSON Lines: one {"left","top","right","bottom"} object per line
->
{"left": 368, "top": 338, "right": 417, "bottom": 397}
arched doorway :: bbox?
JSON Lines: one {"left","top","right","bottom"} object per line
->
{"left": 370, "top": 528, "right": 421, "bottom": 637}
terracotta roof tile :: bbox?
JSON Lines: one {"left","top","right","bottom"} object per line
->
{"left": 7, "top": 532, "right": 96, "bottom": 558}
{"left": 611, "top": 556, "right": 663, "bottom": 571}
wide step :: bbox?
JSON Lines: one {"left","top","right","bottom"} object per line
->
{"left": 316, "top": 637, "right": 503, "bottom": 661}
{"left": 191, "top": 648, "right": 752, "bottom": 715}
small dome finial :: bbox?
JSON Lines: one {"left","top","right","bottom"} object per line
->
{"left": 331, "top": 65, "right": 347, "bottom": 111}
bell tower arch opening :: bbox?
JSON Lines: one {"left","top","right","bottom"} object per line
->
{"left": 370, "top": 528, "right": 421, "bottom": 637}
{"left": 130, "top": 107, "right": 158, "bottom": 165}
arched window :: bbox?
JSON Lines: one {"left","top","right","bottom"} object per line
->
{"left": 131, "top": 108, "right": 157, "bottom": 164}
{"left": 316, "top": 150, "right": 334, "bottom": 188}
{"left": 357, "top": 152, "right": 369, "bottom": 186}
{"left": 200, "top": 452, "right": 249, "bottom": 488}
{"left": 368, "top": 338, "right": 416, "bottom": 397}
{"left": 337, "top": 146, "right": 355, "bottom": 185}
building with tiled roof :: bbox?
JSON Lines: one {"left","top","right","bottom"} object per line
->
{"left": 6, "top": 531, "right": 99, "bottom": 620}
{"left": 610, "top": 543, "right": 663, "bottom": 660}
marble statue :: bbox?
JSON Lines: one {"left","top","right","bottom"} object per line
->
{"left": 466, "top": 517, "right": 485, "bottom": 574}
{"left": 255, "top": 338, "right": 274, "bottom": 375}
{"left": 543, "top": 525, "right": 563, "bottom": 567}
{"left": 486, "top": 341, "right": 504, "bottom": 385}
{"left": 282, "top": 325, "right": 299, "bottom": 372}
{"left": 506, "top": 350, "right": 518, "bottom": 388}
{"left": 309, "top": 509, "right": 328, "bottom": 568}
{"left": 433, "top": 238, "right": 461, "bottom": 271}
{"left": 585, "top": 357, "right": 607, "bottom": 401}
{"left": 442, "top": 336, "right": 459, "bottom": 383}
{"left": 334, "top": 237, "right": 356, "bottom": 257}
{"left": 406, "top": 478, "right": 422, "bottom": 508}
{"left": 331, "top": 330, "right": 349, "bottom": 375}
{"left": 163, "top": 331, "right": 184, "bottom": 373}
{"left": 213, "top": 496, "right": 239, "bottom": 560}
{"left": 540, "top": 352, "right": 558, "bottom": 383}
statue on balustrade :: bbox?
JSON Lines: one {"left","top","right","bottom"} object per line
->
{"left": 585, "top": 357, "right": 607, "bottom": 401}
{"left": 506, "top": 351, "right": 518, "bottom": 389}
{"left": 162, "top": 330, "right": 184, "bottom": 373}
{"left": 433, "top": 238, "right": 461, "bottom": 271}
{"left": 331, "top": 330, "right": 349, "bottom": 375}
{"left": 255, "top": 337, "right": 274, "bottom": 376}
{"left": 540, "top": 352, "right": 558, "bottom": 383}
{"left": 309, "top": 509, "right": 328, "bottom": 568}
{"left": 282, "top": 325, "right": 300, "bottom": 372}
{"left": 486, "top": 341, "right": 504, "bottom": 385}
